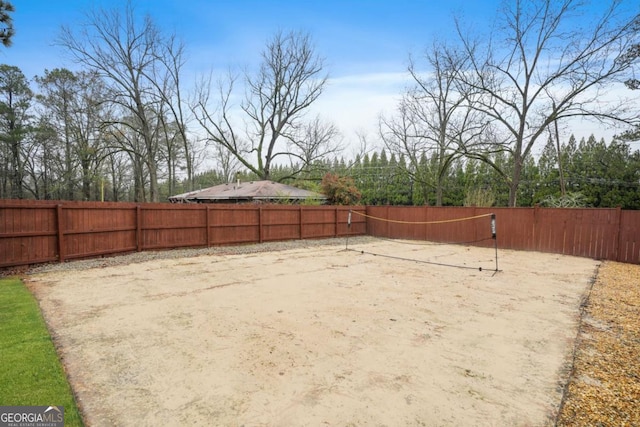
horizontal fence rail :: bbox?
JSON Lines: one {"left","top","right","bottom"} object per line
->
{"left": 1, "top": 201, "right": 638, "bottom": 268}
{"left": 0, "top": 201, "right": 365, "bottom": 268}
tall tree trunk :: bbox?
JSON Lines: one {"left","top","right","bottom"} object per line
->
{"left": 6, "top": 90, "right": 23, "bottom": 198}
{"left": 81, "top": 158, "right": 91, "bottom": 200}
{"left": 508, "top": 155, "right": 524, "bottom": 207}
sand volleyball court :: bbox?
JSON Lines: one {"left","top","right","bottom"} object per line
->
{"left": 27, "top": 238, "right": 598, "bottom": 426}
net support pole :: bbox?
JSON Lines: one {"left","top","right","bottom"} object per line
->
{"left": 346, "top": 210, "right": 352, "bottom": 250}
{"left": 491, "top": 213, "right": 498, "bottom": 272}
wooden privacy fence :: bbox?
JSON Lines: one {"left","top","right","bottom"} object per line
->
{"left": 0, "top": 201, "right": 366, "bottom": 268}
{"left": 1, "top": 201, "right": 639, "bottom": 268}
{"left": 365, "top": 206, "right": 640, "bottom": 264}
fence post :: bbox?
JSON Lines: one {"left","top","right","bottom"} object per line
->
{"left": 206, "top": 205, "right": 211, "bottom": 247}
{"left": 258, "top": 207, "right": 263, "bottom": 243}
{"left": 56, "top": 204, "right": 65, "bottom": 263}
{"left": 533, "top": 204, "right": 539, "bottom": 251}
{"left": 386, "top": 206, "right": 390, "bottom": 238}
{"left": 299, "top": 206, "right": 303, "bottom": 239}
{"left": 365, "top": 206, "right": 370, "bottom": 236}
{"left": 136, "top": 205, "right": 142, "bottom": 252}
{"left": 335, "top": 207, "right": 339, "bottom": 237}
{"left": 614, "top": 206, "right": 622, "bottom": 261}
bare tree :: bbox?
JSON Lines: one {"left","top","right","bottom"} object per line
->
{"left": 58, "top": 2, "right": 178, "bottom": 202}
{"left": 379, "top": 98, "right": 430, "bottom": 204}
{"left": 211, "top": 141, "right": 240, "bottom": 184}
{"left": 35, "top": 69, "right": 109, "bottom": 200}
{"left": 102, "top": 118, "right": 150, "bottom": 202}
{"left": 284, "top": 116, "right": 341, "bottom": 179}
{"left": 156, "top": 111, "right": 183, "bottom": 196}
{"left": 193, "top": 30, "right": 331, "bottom": 181}
{"left": 618, "top": 15, "right": 640, "bottom": 141}
{"left": 21, "top": 120, "right": 55, "bottom": 199}
{"left": 144, "top": 34, "right": 196, "bottom": 192}
{"left": 454, "top": 0, "right": 639, "bottom": 206}
{"left": 381, "top": 42, "right": 487, "bottom": 205}
{"left": 35, "top": 69, "right": 76, "bottom": 199}
{"left": 102, "top": 147, "right": 131, "bottom": 202}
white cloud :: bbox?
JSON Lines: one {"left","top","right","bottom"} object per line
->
{"left": 311, "top": 70, "right": 639, "bottom": 159}
{"left": 311, "top": 72, "right": 411, "bottom": 143}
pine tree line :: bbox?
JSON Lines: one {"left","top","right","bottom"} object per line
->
{"left": 177, "top": 133, "right": 640, "bottom": 209}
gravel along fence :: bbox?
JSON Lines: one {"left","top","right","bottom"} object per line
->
{"left": 23, "top": 236, "right": 375, "bottom": 275}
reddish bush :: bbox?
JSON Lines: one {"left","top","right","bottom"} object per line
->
{"left": 320, "top": 173, "right": 361, "bottom": 205}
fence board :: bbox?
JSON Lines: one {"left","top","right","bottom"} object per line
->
{"left": 141, "top": 204, "right": 207, "bottom": 250}
{"left": 365, "top": 206, "right": 637, "bottom": 263}
{"left": 0, "top": 204, "right": 58, "bottom": 265}
{"left": 59, "top": 204, "right": 138, "bottom": 260}
{"left": 366, "top": 206, "right": 496, "bottom": 247}
{"left": 618, "top": 210, "right": 640, "bottom": 264}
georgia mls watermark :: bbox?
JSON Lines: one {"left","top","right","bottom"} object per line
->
{"left": 0, "top": 406, "right": 64, "bottom": 427}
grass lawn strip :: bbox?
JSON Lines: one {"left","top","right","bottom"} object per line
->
{"left": 0, "top": 277, "right": 83, "bottom": 426}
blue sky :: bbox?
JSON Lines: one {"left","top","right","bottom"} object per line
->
{"left": 4, "top": 0, "right": 637, "bottom": 150}
{"left": 3, "top": 0, "right": 502, "bottom": 149}
{"left": 8, "top": 0, "right": 497, "bottom": 74}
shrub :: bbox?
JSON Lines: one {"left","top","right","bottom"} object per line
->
{"left": 320, "top": 173, "right": 362, "bottom": 205}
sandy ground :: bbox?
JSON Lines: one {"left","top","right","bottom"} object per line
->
{"left": 26, "top": 238, "right": 599, "bottom": 426}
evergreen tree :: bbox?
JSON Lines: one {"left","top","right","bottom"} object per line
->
{"left": 0, "top": 65, "right": 32, "bottom": 199}
{"left": 572, "top": 135, "right": 602, "bottom": 206}
{"left": 518, "top": 155, "right": 540, "bottom": 207}
{"left": 442, "top": 158, "right": 466, "bottom": 206}
{"left": 535, "top": 137, "right": 561, "bottom": 203}
{"left": 597, "top": 139, "right": 640, "bottom": 209}
{"left": 414, "top": 152, "right": 431, "bottom": 205}
{"left": 561, "top": 135, "right": 579, "bottom": 189}
{"left": 393, "top": 155, "right": 412, "bottom": 205}
{"left": 0, "top": 1, "right": 14, "bottom": 47}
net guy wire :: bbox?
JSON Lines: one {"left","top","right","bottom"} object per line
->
{"left": 349, "top": 210, "right": 493, "bottom": 224}
{"left": 346, "top": 210, "right": 499, "bottom": 273}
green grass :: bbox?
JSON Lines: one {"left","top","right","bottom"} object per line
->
{"left": 0, "top": 277, "right": 83, "bottom": 426}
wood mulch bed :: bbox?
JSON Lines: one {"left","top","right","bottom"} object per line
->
{"left": 556, "top": 261, "right": 640, "bottom": 426}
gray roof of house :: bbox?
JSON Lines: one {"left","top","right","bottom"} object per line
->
{"left": 169, "top": 180, "right": 326, "bottom": 203}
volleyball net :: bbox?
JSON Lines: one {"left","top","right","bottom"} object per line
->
{"left": 346, "top": 209, "right": 499, "bottom": 273}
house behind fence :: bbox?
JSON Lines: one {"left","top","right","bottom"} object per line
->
{"left": 168, "top": 180, "right": 326, "bottom": 204}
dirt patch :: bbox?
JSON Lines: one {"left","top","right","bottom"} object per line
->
{"left": 27, "top": 239, "right": 598, "bottom": 426}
